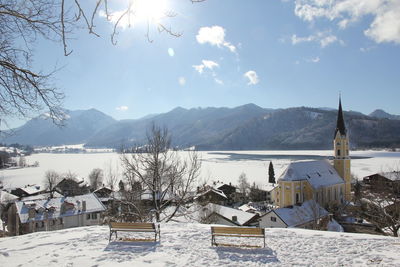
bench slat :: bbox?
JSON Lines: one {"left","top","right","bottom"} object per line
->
{"left": 212, "top": 234, "right": 264, "bottom": 238}
{"left": 211, "top": 227, "right": 264, "bottom": 235}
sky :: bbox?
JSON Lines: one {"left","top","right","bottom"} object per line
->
{"left": 5, "top": 0, "right": 400, "bottom": 128}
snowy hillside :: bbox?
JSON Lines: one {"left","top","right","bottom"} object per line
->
{"left": 0, "top": 222, "right": 399, "bottom": 266}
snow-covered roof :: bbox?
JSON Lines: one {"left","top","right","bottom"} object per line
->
{"left": 260, "top": 183, "right": 278, "bottom": 192}
{"left": 20, "top": 192, "right": 64, "bottom": 202}
{"left": 202, "top": 203, "right": 257, "bottom": 226}
{"left": 266, "top": 200, "right": 329, "bottom": 227}
{"left": 19, "top": 185, "right": 45, "bottom": 195}
{"left": 93, "top": 186, "right": 113, "bottom": 193}
{"left": 0, "top": 190, "right": 19, "bottom": 204}
{"left": 196, "top": 188, "right": 227, "bottom": 199}
{"left": 380, "top": 172, "right": 400, "bottom": 181}
{"left": 279, "top": 160, "right": 344, "bottom": 189}
{"left": 238, "top": 204, "right": 257, "bottom": 213}
{"left": 15, "top": 193, "right": 106, "bottom": 224}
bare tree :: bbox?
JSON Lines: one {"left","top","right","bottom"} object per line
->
{"left": 88, "top": 168, "right": 104, "bottom": 191}
{"left": 43, "top": 170, "right": 60, "bottom": 198}
{"left": 0, "top": 0, "right": 205, "bottom": 128}
{"left": 104, "top": 160, "right": 119, "bottom": 191}
{"left": 237, "top": 172, "right": 250, "bottom": 196}
{"left": 357, "top": 175, "right": 400, "bottom": 237}
{"left": 121, "top": 123, "right": 201, "bottom": 222}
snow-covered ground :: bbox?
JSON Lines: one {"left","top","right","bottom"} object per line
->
{"left": 0, "top": 222, "right": 399, "bottom": 266}
{"left": 1, "top": 150, "right": 400, "bottom": 188}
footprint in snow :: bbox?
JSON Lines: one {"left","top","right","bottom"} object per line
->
{"left": 1, "top": 252, "right": 9, "bottom": 257}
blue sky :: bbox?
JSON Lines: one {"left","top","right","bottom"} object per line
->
{"left": 7, "top": 0, "right": 400, "bottom": 127}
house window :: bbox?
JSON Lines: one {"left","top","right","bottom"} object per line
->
{"left": 296, "top": 193, "right": 300, "bottom": 203}
{"left": 271, "top": 216, "right": 277, "bottom": 222}
{"left": 337, "top": 149, "right": 341, "bottom": 156}
{"left": 87, "top": 214, "right": 91, "bottom": 220}
{"left": 91, "top": 213, "right": 98, "bottom": 220}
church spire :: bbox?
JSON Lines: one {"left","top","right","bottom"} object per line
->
{"left": 335, "top": 96, "right": 346, "bottom": 136}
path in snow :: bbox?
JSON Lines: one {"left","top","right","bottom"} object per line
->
{"left": 0, "top": 222, "right": 399, "bottom": 266}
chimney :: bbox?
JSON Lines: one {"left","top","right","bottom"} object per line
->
{"left": 82, "top": 201, "right": 86, "bottom": 212}
{"left": 232, "top": 215, "right": 237, "bottom": 222}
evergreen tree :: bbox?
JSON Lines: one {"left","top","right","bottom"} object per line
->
{"left": 268, "top": 161, "right": 276, "bottom": 184}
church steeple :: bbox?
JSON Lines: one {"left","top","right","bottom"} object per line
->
{"left": 333, "top": 96, "right": 351, "bottom": 202}
{"left": 335, "top": 97, "right": 346, "bottom": 137}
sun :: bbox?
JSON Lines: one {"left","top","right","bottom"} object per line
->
{"left": 134, "top": 0, "right": 169, "bottom": 24}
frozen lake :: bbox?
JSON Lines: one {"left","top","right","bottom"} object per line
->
{"left": 1, "top": 150, "right": 400, "bottom": 188}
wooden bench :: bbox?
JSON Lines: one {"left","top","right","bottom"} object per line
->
{"left": 211, "top": 226, "right": 265, "bottom": 248}
{"left": 109, "top": 222, "right": 160, "bottom": 242}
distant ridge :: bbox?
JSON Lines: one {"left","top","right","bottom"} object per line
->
{"left": 2, "top": 104, "right": 400, "bottom": 150}
{"left": 369, "top": 109, "right": 400, "bottom": 120}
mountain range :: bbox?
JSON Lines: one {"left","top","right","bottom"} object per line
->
{"left": 2, "top": 105, "right": 400, "bottom": 150}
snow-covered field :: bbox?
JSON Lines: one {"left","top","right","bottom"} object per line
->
{"left": 0, "top": 222, "right": 399, "bottom": 266}
{"left": 1, "top": 150, "right": 400, "bottom": 188}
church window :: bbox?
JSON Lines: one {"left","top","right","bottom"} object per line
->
{"left": 337, "top": 149, "right": 341, "bottom": 156}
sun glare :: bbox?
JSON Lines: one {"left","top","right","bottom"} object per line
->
{"left": 134, "top": 0, "right": 169, "bottom": 24}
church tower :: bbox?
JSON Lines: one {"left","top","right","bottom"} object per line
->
{"left": 333, "top": 97, "right": 351, "bottom": 201}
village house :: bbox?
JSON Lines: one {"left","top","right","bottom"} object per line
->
{"left": 55, "top": 178, "right": 90, "bottom": 196}
{"left": 275, "top": 98, "right": 351, "bottom": 208}
{"left": 259, "top": 200, "right": 329, "bottom": 229}
{"left": 363, "top": 172, "right": 400, "bottom": 193}
{"left": 10, "top": 184, "right": 46, "bottom": 198}
{"left": 200, "top": 203, "right": 259, "bottom": 226}
{"left": 6, "top": 193, "right": 106, "bottom": 235}
{"left": 195, "top": 187, "right": 228, "bottom": 206}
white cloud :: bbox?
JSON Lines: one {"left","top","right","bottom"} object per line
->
{"left": 192, "top": 64, "right": 205, "bottom": 74}
{"left": 168, "top": 48, "right": 175, "bottom": 57}
{"left": 192, "top": 60, "right": 219, "bottom": 74}
{"left": 202, "top": 60, "right": 219, "bottom": 70}
{"left": 294, "top": 0, "right": 400, "bottom": 44}
{"left": 196, "top": 26, "right": 237, "bottom": 53}
{"left": 178, "top": 77, "right": 186, "bottom": 86}
{"left": 116, "top": 106, "right": 129, "bottom": 111}
{"left": 310, "top": 57, "right": 320, "bottom": 63}
{"left": 291, "top": 31, "right": 342, "bottom": 47}
{"left": 244, "top": 70, "right": 259, "bottom": 85}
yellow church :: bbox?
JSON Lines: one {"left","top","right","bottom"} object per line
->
{"left": 275, "top": 98, "right": 351, "bottom": 208}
